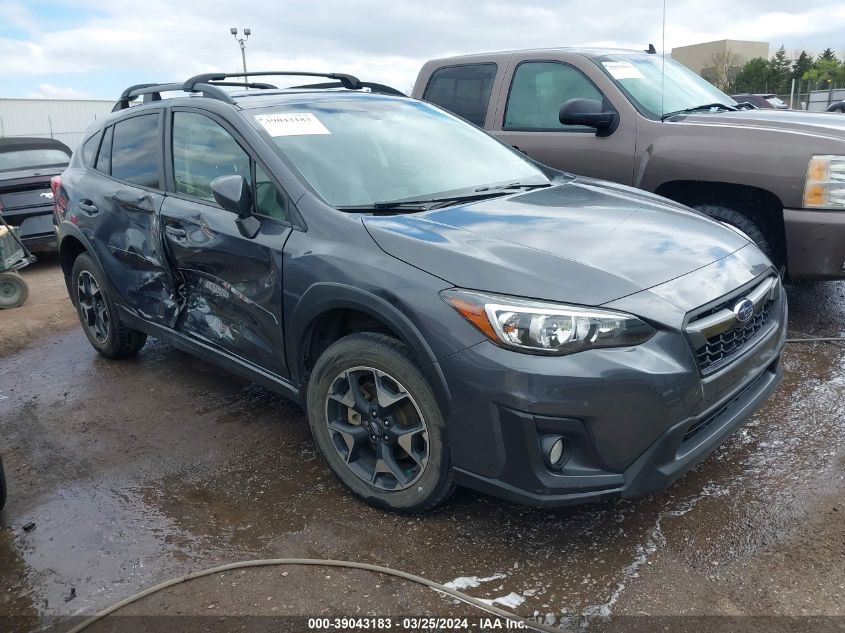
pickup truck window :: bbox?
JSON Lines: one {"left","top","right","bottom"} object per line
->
{"left": 504, "top": 62, "right": 604, "bottom": 131}
{"left": 423, "top": 63, "right": 497, "bottom": 126}
{"left": 593, "top": 54, "right": 737, "bottom": 119}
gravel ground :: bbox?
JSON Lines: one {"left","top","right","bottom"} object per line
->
{"left": 0, "top": 258, "right": 843, "bottom": 633}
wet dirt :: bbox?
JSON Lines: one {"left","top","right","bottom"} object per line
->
{"left": 0, "top": 263, "right": 843, "bottom": 631}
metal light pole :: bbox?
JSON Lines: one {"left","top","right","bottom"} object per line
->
{"left": 230, "top": 27, "right": 251, "bottom": 87}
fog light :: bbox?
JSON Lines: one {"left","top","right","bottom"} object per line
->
{"left": 541, "top": 436, "right": 566, "bottom": 469}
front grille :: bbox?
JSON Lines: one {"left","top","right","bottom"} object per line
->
{"left": 696, "top": 300, "right": 774, "bottom": 370}
{"left": 685, "top": 276, "right": 779, "bottom": 374}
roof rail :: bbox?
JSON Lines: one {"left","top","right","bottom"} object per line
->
{"left": 112, "top": 81, "right": 239, "bottom": 112}
{"left": 113, "top": 71, "right": 399, "bottom": 112}
{"left": 183, "top": 71, "right": 362, "bottom": 91}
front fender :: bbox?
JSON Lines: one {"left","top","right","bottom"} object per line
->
{"left": 287, "top": 282, "right": 454, "bottom": 415}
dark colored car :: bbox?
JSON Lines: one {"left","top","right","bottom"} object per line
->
{"left": 731, "top": 94, "right": 789, "bottom": 110}
{"left": 828, "top": 101, "right": 845, "bottom": 114}
{"left": 54, "top": 72, "right": 786, "bottom": 512}
{"left": 0, "top": 137, "right": 71, "bottom": 251}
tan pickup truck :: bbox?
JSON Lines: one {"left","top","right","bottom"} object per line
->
{"left": 412, "top": 48, "right": 845, "bottom": 280}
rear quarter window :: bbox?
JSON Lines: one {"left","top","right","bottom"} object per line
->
{"left": 81, "top": 132, "right": 101, "bottom": 167}
{"left": 423, "top": 63, "right": 497, "bottom": 127}
{"left": 110, "top": 113, "right": 162, "bottom": 189}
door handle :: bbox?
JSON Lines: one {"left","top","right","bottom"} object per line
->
{"left": 165, "top": 225, "right": 187, "bottom": 240}
{"left": 77, "top": 200, "right": 98, "bottom": 214}
{"left": 111, "top": 190, "right": 155, "bottom": 213}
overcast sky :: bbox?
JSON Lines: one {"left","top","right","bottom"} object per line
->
{"left": 1, "top": 0, "right": 844, "bottom": 100}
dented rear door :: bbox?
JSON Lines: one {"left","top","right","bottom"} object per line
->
{"left": 79, "top": 111, "right": 179, "bottom": 325}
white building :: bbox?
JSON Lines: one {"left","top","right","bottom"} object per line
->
{"left": 0, "top": 98, "right": 114, "bottom": 152}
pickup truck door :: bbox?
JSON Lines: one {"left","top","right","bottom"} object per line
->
{"left": 489, "top": 52, "right": 637, "bottom": 185}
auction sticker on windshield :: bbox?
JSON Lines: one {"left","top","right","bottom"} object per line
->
{"left": 255, "top": 112, "right": 331, "bottom": 136}
{"left": 602, "top": 61, "right": 645, "bottom": 80}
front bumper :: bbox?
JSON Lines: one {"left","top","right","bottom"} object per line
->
{"left": 437, "top": 290, "right": 786, "bottom": 507}
{"left": 784, "top": 208, "right": 845, "bottom": 279}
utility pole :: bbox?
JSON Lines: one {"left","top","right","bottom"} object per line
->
{"left": 230, "top": 27, "right": 251, "bottom": 88}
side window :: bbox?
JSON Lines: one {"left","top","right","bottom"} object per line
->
{"left": 423, "top": 63, "right": 497, "bottom": 126}
{"left": 254, "top": 164, "right": 288, "bottom": 221}
{"left": 111, "top": 114, "right": 161, "bottom": 188}
{"left": 81, "top": 131, "right": 101, "bottom": 167}
{"left": 95, "top": 126, "right": 113, "bottom": 174}
{"left": 504, "top": 62, "right": 605, "bottom": 131}
{"left": 172, "top": 112, "right": 250, "bottom": 202}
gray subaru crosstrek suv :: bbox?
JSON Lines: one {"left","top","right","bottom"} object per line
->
{"left": 53, "top": 71, "right": 786, "bottom": 512}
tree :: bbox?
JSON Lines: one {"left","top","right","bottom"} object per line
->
{"left": 791, "top": 50, "right": 814, "bottom": 81}
{"left": 768, "top": 45, "right": 792, "bottom": 94}
{"left": 733, "top": 57, "right": 772, "bottom": 93}
{"left": 701, "top": 48, "right": 744, "bottom": 91}
{"left": 803, "top": 59, "right": 845, "bottom": 89}
{"left": 818, "top": 48, "right": 839, "bottom": 63}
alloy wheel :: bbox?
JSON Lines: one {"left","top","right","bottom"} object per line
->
{"left": 77, "top": 270, "right": 110, "bottom": 343}
{"left": 325, "top": 366, "right": 429, "bottom": 491}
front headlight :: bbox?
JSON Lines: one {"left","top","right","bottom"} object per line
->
{"left": 441, "top": 289, "right": 656, "bottom": 355}
{"left": 803, "top": 155, "right": 845, "bottom": 208}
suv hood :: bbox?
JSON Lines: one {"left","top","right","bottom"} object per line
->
{"left": 364, "top": 178, "right": 751, "bottom": 306}
{"left": 679, "top": 109, "right": 845, "bottom": 140}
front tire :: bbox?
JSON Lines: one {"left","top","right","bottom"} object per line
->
{"left": 306, "top": 333, "right": 455, "bottom": 513}
{"left": 694, "top": 204, "right": 778, "bottom": 265}
{"left": 70, "top": 253, "right": 147, "bottom": 359}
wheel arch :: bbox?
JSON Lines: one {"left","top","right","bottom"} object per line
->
{"left": 58, "top": 227, "right": 93, "bottom": 297}
{"left": 653, "top": 179, "right": 787, "bottom": 262}
{"left": 288, "top": 283, "right": 452, "bottom": 415}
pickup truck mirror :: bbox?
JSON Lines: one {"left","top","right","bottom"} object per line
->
{"left": 211, "top": 175, "right": 261, "bottom": 238}
{"left": 558, "top": 99, "right": 619, "bottom": 137}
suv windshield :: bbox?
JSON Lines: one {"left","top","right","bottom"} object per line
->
{"left": 0, "top": 147, "right": 71, "bottom": 172}
{"left": 593, "top": 54, "right": 738, "bottom": 120}
{"left": 252, "top": 97, "right": 550, "bottom": 208}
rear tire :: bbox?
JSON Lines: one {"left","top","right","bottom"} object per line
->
{"left": 0, "top": 272, "right": 28, "bottom": 309}
{"left": 306, "top": 332, "right": 455, "bottom": 513}
{"left": 694, "top": 204, "right": 777, "bottom": 265}
{"left": 71, "top": 253, "right": 147, "bottom": 359}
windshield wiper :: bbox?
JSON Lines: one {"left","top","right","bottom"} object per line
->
{"left": 661, "top": 102, "right": 738, "bottom": 121}
{"left": 337, "top": 185, "right": 551, "bottom": 213}
{"left": 473, "top": 182, "right": 552, "bottom": 193}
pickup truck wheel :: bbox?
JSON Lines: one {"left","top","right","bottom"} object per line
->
{"left": 694, "top": 204, "right": 776, "bottom": 264}
{"left": 71, "top": 254, "right": 147, "bottom": 359}
{"left": 306, "top": 332, "right": 455, "bottom": 513}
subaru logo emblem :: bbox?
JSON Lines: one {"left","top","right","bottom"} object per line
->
{"left": 40, "top": 192, "right": 54, "bottom": 199}
{"left": 733, "top": 298, "right": 754, "bottom": 323}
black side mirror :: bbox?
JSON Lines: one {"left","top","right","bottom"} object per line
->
{"left": 210, "top": 175, "right": 260, "bottom": 239}
{"left": 558, "top": 98, "right": 619, "bottom": 137}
